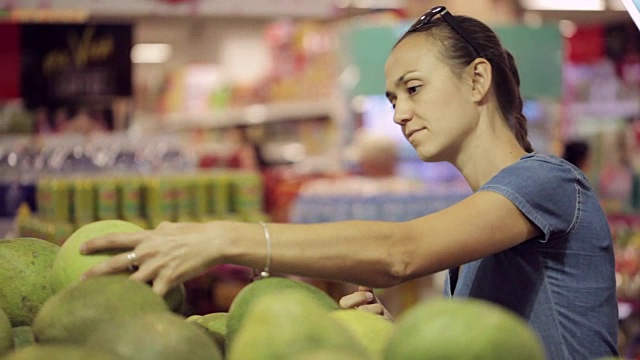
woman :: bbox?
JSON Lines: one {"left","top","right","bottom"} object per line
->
{"left": 82, "top": 6, "right": 618, "bottom": 358}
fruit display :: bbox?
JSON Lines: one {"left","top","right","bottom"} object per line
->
{"left": 2, "top": 344, "right": 118, "bottom": 360}
{"left": 329, "top": 309, "right": 394, "bottom": 360}
{"left": 187, "top": 312, "right": 229, "bottom": 355}
{"left": 0, "top": 241, "right": 554, "bottom": 360}
{"left": 384, "top": 298, "right": 546, "bottom": 360}
{"left": 49, "top": 220, "right": 145, "bottom": 293}
{"left": 225, "top": 276, "right": 340, "bottom": 346}
{"left": 0, "top": 238, "right": 59, "bottom": 326}
{"left": 0, "top": 309, "right": 13, "bottom": 357}
{"left": 46, "top": 219, "right": 188, "bottom": 312}
{"left": 32, "top": 275, "right": 170, "bottom": 345}
{"left": 86, "top": 312, "right": 223, "bottom": 360}
{"left": 227, "top": 291, "right": 368, "bottom": 360}
{"left": 9, "top": 327, "right": 33, "bottom": 350}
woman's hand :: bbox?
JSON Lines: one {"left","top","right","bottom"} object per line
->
{"left": 339, "top": 286, "right": 393, "bottom": 321}
{"left": 81, "top": 221, "right": 221, "bottom": 296}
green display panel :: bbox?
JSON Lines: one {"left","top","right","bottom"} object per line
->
{"left": 342, "top": 22, "right": 563, "bottom": 99}
{"left": 493, "top": 25, "right": 563, "bottom": 99}
{"left": 339, "top": 22, "right": 409, "bottom": 96}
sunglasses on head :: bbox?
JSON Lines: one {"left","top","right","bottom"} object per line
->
{"left": 407, "top": 6, "right": 482, "bottom": 57}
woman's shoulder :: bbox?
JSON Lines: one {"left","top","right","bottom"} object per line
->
{"left": 480, "top": 152, "right": 589, "bottom": 197}
{"left": 497, "top": 152, "right": 583, "bottom": 181}
{"left": 518, "top": 152, "right": 574, "bottom": 169}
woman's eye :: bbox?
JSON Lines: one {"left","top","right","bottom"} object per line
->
{"left": 407, "top": 85, "right": 421, "bottom": 95}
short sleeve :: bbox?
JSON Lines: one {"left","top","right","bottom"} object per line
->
{"left": 479, "top": 154, "right": 582, "bottom": 243}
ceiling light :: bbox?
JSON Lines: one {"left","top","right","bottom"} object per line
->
{"left": 559, "top": 19, "right": 578, "bottom": 38}
{"left": 520, "top": 0, "right": 605, "bottom": 11}
{"left": 130, "top": 43, "right": 172, "bottom": 64}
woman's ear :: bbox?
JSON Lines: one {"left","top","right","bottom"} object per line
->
{"left": 468, "top": 58, "right": 492, "bottom": 103}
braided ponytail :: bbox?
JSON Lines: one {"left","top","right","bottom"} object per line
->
{"left": 503, "top": 51, "right": 534, "bottom": 153}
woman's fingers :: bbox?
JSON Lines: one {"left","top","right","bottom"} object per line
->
{"left": 356, "top": 303, "right": 385, "bottom": 315}
{"left": 343, "top": 286, "right": 394, "bottom": 320}
{"left": 128, "top": 258, "right": 161, "bottom": 284}
{"left": 80, "top": 231, "right": 148, "bottom": 254}
{"left": 151, "top": 271, "right": 173, "bottom": 296}
{"left": 339, "top": 290, "right": 374, "bottom": 309}
{"left": 83, "top": 250, "right": 139, "bottom": 278}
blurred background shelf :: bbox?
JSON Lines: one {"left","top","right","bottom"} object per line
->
{"left": 158, "top": 99, "right": 336, "bottom": 131}
{"left": 567, "top": 100, "right": 640, "bottom": 118}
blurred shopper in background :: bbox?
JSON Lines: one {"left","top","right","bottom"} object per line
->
{"left": 346, "top": 131, "right": 399, "bottom": 178}
{"left": 82, "top": 6, "right": 619, "bottom": 359}
{"left": 562, "top": 139, "right": 591, "bottom": 172}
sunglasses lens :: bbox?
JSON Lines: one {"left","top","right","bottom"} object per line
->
{"left": 408, "top": 7, "right": 445, "bottom": 32}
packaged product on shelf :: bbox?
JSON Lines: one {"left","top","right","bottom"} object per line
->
{"left": 52, "top": 221, "right": 74, "bottom": 246}
{"left": 71, "top": 178, "right": 95, "bottom": 227}
{"left": 95, "top": 178, "right": 118, "bottom": 221}
{"left": 190, "top": 174, "right": 210, "bottom": 222}
{"left": 240, "top": 211, "right": 269, "bottom": 223}
{"left": 230, "top": 171, "right": 263, "bottom": 215}
{"left": 50, "top": 178, "right": 71, "bottom": 223}
{"left": 17, "top": 215, "right": 72, "bottom": 246}
{"left": 143, "top": 177, "right": 174, "bottom": 226}
{"left": 170, "top": 176, "right": 193, "bottom": 222}
{"left": 210, "top": 172, "right": 231, "bottom": 217}
{"left": 117, "top": 176, "right": 147, "bottom": 229}
{"left": 16, "top": 214, "right": 38, "bottom": 239}
{"left": 36, "top": 178, "right": 53, "bottom": 220}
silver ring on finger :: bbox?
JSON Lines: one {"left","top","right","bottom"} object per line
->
{"left": 126, "top": 252, "right": 139, "bottom": 271}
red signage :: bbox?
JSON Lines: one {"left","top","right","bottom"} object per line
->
{"left": 0, "top": 23, "right": 21, "bottom": 99}
{"left": 566, "top": 24, "right": 605, "bottom": 63}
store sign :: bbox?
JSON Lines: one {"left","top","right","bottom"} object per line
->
{"left": 0, "top": 23, "right": 21, "bottom": 99}
{"left": 20, "top": 24, "right": 132, "bottom": 108}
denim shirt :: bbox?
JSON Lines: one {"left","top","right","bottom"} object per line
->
{"left": 444, "top": 153, "right": 618, "bottom": 359}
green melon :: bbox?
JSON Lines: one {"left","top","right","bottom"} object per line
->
{"left": 86, "top": 312, "right": 222, "bottom": 360}
{"left": 49, "top": 219, "right": 186, "bottom": 311}
{"left": 383, "top": 298, "right": 546, "bottom": 360}
{"left": 2, "top": 344, "right": 118, "bottom": 360}
{"left": 0, "top": 308, "right": 14, "bottom": 356}
{"left": 11, "top": 327, "right": 34, "bottom": 349}
{"left": 188, "top": 312, "right": 228, "bottom": 355}
{"left": 329, "top": 309, "right": 395, "bottom": 360}
{"left": 32, "top": 275, "right": 169, "bottom": 345}
{"left": 0, "top": 238, "right": 59, "bottom": 326}
{"left": 164, "top": 282, "right": 187, "bottom": 314}
{"left": 49, "top": 220, "right": 145, "bottom": 293}
{"left": 285, "top": 348, "right": 370, "bottom": 360}
{"left": 226, "top": 277, "right": 339, "bottom": 346}
{"left": 227, "top": 291, "right": 367, "bottom": 360}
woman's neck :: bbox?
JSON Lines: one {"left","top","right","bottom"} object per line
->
{"left": 453, "top": 116, "right": 528, "bottom": 192}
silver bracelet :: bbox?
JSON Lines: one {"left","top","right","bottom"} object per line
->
{"left": 258, "top": 221, "right": 271, "bottom": 278}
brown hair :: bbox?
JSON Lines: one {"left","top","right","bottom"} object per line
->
{"left": 396, "top": 16, "right": 534, "bottom": 153}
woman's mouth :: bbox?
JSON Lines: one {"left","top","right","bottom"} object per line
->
{"left": 407, "top": 129, "right": 423, "bottom": 142}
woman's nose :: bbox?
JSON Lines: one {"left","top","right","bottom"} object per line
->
{"left": 393, "top": 101, "right": 412, "bottom": 125}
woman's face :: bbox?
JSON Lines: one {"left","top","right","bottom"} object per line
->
{"left": 384, "top": 34, "right": 478, "bottom": 162}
